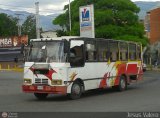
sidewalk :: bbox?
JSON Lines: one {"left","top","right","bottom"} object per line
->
{"left": 146, "top": 67, "right": 160, "bottom": 72}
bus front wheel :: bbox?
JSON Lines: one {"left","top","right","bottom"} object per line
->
{"left": 70, "top": 81, "right": 82, "bottom": 100}
{"left": 34, "top": 93, "right": 48, "bottom": 100}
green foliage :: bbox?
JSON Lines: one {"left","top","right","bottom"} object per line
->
{"left": 53, "top": 14, "right": 68, "bottom": 29}
{"left": 0, "top": 13, "right": 18, "bottom": 37}
{"left": 53, "top": 0, "right": 148, "bottom": 46}
{"left": 96, "top": 25, "right": 124, "bottom": 38}
{"left": 21, "top": 15, "right": 36, "bottom": 39}
{"left": 56, "top": 29, "right": 68, "bottom": 37}
{"left": 115, "top": 35, "right": 148, "bottom": 46}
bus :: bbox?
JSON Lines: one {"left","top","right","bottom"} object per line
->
{"left": 22, "top": 37, "right": 143, "bottom": 100}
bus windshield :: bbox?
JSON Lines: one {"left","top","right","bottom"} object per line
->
{"left": 28, "top": 41, "right": 66, "bottom": 62}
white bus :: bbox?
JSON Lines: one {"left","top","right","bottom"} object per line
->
{"left": 22, "top": 37, "right": 143, "bottom": 99}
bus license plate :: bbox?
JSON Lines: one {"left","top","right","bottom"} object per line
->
{"left": 37, "top": 86, "right": 43, "bottom": 90}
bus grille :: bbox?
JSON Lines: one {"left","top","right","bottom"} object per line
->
{"left": 35, "top": 78, "right": 48, "bottom": 85}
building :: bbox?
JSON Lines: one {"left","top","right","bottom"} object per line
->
{"left": 145, "top": 8, "right": 160, "bottom": 44}
{"left": 0, "top": 35, "right": 28, "bottom": 62}
{"left": 41, "top": 30, "right": 57, "bottom": 38}
{"left": 144, "top": 7, "right": 160, "bottom": 65}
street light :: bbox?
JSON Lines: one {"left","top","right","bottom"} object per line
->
{"left": 69, "top": 0, "right": 71, "bottom": 34}
{"left": 15, "top": 13, "right": 22, "bottom": 36}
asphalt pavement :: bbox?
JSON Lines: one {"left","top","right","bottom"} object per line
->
{"left": 0, "top": 71, "right": 160, "bottom": 112}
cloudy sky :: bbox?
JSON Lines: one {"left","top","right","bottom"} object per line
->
{"left": 0, "top": 0, "right": 160, "bottom": 15}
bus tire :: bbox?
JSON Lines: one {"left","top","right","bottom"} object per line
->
{"left": 118, "top": 75, "right": 127, "bottom": 91}
{"left": 34, "top": 93, "right": 48, "bottom": 100}
{"left": 70, "top": 81, "right": 82, "bottom": 100}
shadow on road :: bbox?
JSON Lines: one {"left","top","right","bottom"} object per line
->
{"left": 27, "top": 86, "right": 139, "bottom": 102}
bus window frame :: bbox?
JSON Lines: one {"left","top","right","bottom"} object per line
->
{"left": 97, "top": 40, "right": 109, "bottom": 62}
{"left": 136, "top": 44, "right": 142, "bottom": 60}
{"left": 28, "top": 40, "right": 65, "bottom": 63}
{"left": 85, "top": 39, "right": 98, "bottom": 62}
{"left": 119, "top": 41, "right": 128, "bottom": 61}
{"left": 109, "top": 40, "right": 119, "bottom": 62}
{"left": 129, "top": 43, "right": 137, "bottom": 61}
{"left": 69, "top": 38, "right": 85, "bottom": 67}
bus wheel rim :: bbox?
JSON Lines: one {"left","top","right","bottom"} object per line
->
{"left": 73, "top": 84, "right": 81, "bottom": 95}
{"left": 121, "top": 79, "right": 126, "bottom": 89}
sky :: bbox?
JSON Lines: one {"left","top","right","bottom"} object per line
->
{"left": 0, "top": 0, "right": 160, "bottom": 15}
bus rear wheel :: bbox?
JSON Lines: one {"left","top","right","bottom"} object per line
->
{"left": 34, "top": 93, "right": 48, "bottom": 100}
{"left": 70, "top": 81, "right": 82, "bottom": 100}
{"left": 118, "top": 75, "right": 127, "bottom": 91}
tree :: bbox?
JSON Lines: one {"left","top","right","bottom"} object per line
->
{"left": 53, "top": 0, "right": 148, "bottom": 46}
{"left": 0, "top": 13, "right": 18, "bottom": 37}
{"left": 21, "top": 15, "right": 37, "bottom": 39}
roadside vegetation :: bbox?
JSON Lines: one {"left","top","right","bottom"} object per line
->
{"left": 53, "top": 0, "right": 148, "bottom": 46}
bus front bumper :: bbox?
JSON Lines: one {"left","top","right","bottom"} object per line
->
{"left": 22, "top": 85, "right": 67, "bottom": 94}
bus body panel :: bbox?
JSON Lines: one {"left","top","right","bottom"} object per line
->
{"left": 23, "top": 61, "right": 143, "bottom": 94}
{"left": 23, "top": 62, "right": 69, "bottom": 94}
{"left": 69, "top": 61, "right": 143, "bottom": 91}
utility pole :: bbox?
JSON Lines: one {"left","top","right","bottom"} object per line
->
{"left": 69, "top": 0, "right": 71, "bottom": 34}
{"left": 35, "top": 2, "right": 40, "bottom": 39}
{"left": 15, "top": 13, "right": 22, "bottom": 36}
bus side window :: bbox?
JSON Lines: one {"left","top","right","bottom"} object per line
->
{"left": 87, "top": 51, "right": 95, "bottom": 61}
{"left": 104, "top": 51, "right": 108, "bottom": 61}
{"left": 119, "top": 42, "right": 128, "bottom": 61}
{"left": 137, "top": 44, "right": 141, "bottom": 60}
{"left": 97, "top": 41, "right": 108, "bottom": 61}
{"left": 126, "top": 52, "right": 128, "bottom": 60}
{"left": 109, "top": 41, "right": 118, "bottom": 61}
{"left": 121, "top": 52, "right": 127, "bottom": 60}
{"left": 70, "top": 40, "right": 85, "bottom": 67}
{"left": 111, "top": 52, "right": 117, "bottom": 61}
{"left": 86, "top": 42, "right": 97, "bottom": 61}
{"left": 99, "top": 51, "right": 104, "bottom": 61}
{"left": 129, "top": 43, "right": 136, "bottom": 60}
{"left": 86, "top": 51, "right": 89, "bottom": 60}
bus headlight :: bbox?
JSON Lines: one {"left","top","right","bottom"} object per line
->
{"left": 24, "top": 79, "right": 32, "bottom": 85}
{"left": 51, "top": 80, "right": 62, "bottom": 85}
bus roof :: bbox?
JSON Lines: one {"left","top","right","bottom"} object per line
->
{"left": 30, "top": 36, "right": 141, "bottom": 45}
{"left": 30, "top": 36, "right": 80, "bottom": 42}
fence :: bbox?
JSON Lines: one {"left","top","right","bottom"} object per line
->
{"left": 0, "top": 62, "right": 23, "bottom": 72}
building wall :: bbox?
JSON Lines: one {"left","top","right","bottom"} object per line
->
{"left": 147, "top": 8, "right": 160, "bottom": 44}
{"left": 144, "top": 13, "right": 150, "bottom": 39}
{"left": 41, "top": 31, "right": 57, "bottom": 38}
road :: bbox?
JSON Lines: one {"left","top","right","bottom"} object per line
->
{"left": 0, "top": 71, "right": 160, "bottom": 112}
